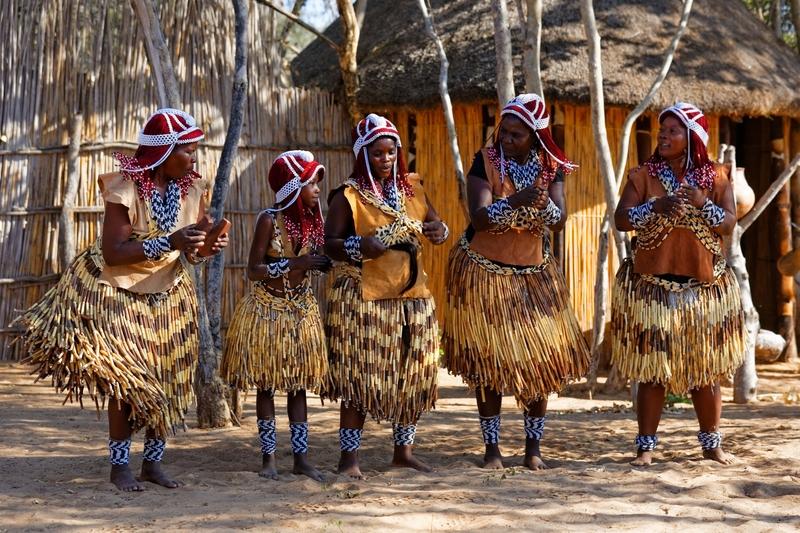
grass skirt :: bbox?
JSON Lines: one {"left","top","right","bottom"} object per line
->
{"left": 442, "top": 241, "right": 590, "bottom": 404}
{"left": 12, "top": 248, "right": 198, "bottom": 437}
{"left": 322, "top": 264, "right": 439, "bottom": 425}
{"left": 610, "top": 259, "right": 745, "bottom": 393}
{"left": 221, "top": 283, "right": 327, "bottom": 393}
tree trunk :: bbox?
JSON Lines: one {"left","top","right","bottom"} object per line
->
{"left": 59, "top": 113, "right": 82, "bottom": 271}
{"left": 129, "top": 0, "right": 181, "bottom": 107}
{"left": 587, "top": 214, "right": 610, "bottom": 392}
{"left": 729, "top": 223, "right": 760, "bottom": 403}
{"left": 277, "top": 0, "right": 307, "bottom": 86}
{"left": 772, "top": 0, "right": 784, "bottom": 40}
{"left": 523, "top": 0, "right": 543, "bottom": 96}
{"left": 416, "top": 0, "right": 469, "bottom": 220}
{"left": 613, "top": 0, "right": 693, "bottom": 194}
{"left": 196, "top": 0, "right": 249, "bottom": 429}
{"left": 790, "top": 0, "right": 800, "bottom": 53}
{"left": 336, "top": 0, "right": 361, "bottom": 125}
{"left": 491, "top": 0, "right": 515, "bottom": 107}
{"left": 355, "top": 0, "right": 367, "bottom": 30}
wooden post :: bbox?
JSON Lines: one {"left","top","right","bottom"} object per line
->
{"left": 491, "top": 0, "right": 515, "bottom": 107}
{"left": 523, "top": 0, "right": 543, "bottom": 96}
{"left": 59, "top": 114, "right": 82, "bottom": 271}
{"left": 790, "top": 119, "right": 800, "bottom": 351}
{"left": 734, "top": 151, "right": 800, "bottom": 403}
{"left": 771, "top": 118, "right": 797, "bottom": 362}
{"left": 196, "top": 0, "right": 249, "bottom": 429}
{"left": 129, "top": 0, "right": 181, "bottom": 107}
{"left": 336, "top": 0, "right": 361, "bottom": 125}
{"left": 416, "top": 0, "right": 469, "bottom": 219}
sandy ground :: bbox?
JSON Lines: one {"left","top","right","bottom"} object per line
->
{"left": 1, "top": 361, "right": 799, "bottom": 532}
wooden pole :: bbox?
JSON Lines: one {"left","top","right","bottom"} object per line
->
{"left": 416, "top": 0, "right": 469, "bottom": 220}
{"left": 523, "top": 0, "right": 543, "bottom": 96}
{"left": 58, "top": 113, "right": 82, "bottom": 271}
{"left": 613, "top": 0, "right": 693, "bottom": 195}
{"left": 129, "top": 0, "right": 181, "bottom": 107}
{"left": 791, "top": 119, "right": 800, "bottom": 352}
{"left": 771, "top": 119, "right": 797, "bottom": 362}
{"left": 335, "top": 0, "right": 361, "bottom": 125}
{"left": 731, "top": 150, "right": 800, "bottom": 403}
{"left": 491, "top": 0, "right": 515, "bottom": 107}
{"left": 196, "top": 0, "right": 249, "bottom": 429}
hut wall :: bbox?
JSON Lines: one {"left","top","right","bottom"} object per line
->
{"left": 0, "top": 0, "right": 352, "bottom": 359}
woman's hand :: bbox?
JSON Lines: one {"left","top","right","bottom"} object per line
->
{"left": 360, "top": 236, "right": 388, "bottom": 259}
{"left": 422, "top": 220, "right": 447, "bottom": 244}
{"left": 289, "top": 254, "right": 333, "bottom": 273}
{"left": 509, "top": 184, "right": 548, "bottom": 209}
{"left": 169, "top": 225, "right": 206, "bottom": 255}
{"left": 207, "top": 233, "right": 229, "bottom": 255}
{"left": 677, "top": 183, "right": 707, "bottom": 209}
{"left": 652, "top": 195, "right": 685, "bottom": 219}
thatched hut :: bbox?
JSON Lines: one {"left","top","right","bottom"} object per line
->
{"left": 291, "top": 0, "right": 800, "bottom": 335}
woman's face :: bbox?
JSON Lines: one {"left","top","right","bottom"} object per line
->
{"left": 160, "top": 142, "right": 198, "bottom": 180}
{"left": 657, "top": 115, "right": 688, "bottom": 161}
{"left": 498, "top": 115, "right": 535, "bottom": 160}
{"left": 300, "top": 173, "right": 322, "bottom": 208}
{"left": 367, "top": 137, "right": 397, "bottom": 180}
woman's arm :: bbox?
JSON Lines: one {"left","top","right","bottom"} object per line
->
{"left": 324, "top": 190, "right": 387, "bottom": 262}
{"left": 422, "top": 195, "right": 448, "bottom": 244}
{"left": 101, "top": 202, "right": 207, "bottom": 266}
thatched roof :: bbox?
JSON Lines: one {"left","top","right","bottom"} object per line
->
{"left": 291, "top": 0, "right": 800, "bottom": 117}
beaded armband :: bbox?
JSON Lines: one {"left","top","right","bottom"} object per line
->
{"left": 627, "top": 199, "right": 656, "bottom": 229}
{"left": 266, "top": 258, "right": 290, "bottom": 278}
{"left": 539, "top": 199, "right": 562, "bottom": 226}
{"left": 142, "top": 236, "right": 172, "bottom": 261}
{"left": 343, "top": 235, "right": 363, "bottom": 262}
{"left": 700, "top": 199, "right": 725, "bottom": 228}
{"left": 486, "top": 198, "right": 515, "bottom": 228}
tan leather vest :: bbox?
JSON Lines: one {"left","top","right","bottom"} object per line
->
{"left": 344, "top": 173, "right": 432, "bottom": 300}
{"left": 469, "top": 149, "right": 545, "bottom": 266}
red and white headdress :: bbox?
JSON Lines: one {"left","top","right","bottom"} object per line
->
{"left": 113, "top": 108, "right": 205, "bottom": 198}
{"left": 267, "top": 150, "right": 325, "bottom": 248}
{"left": 351, "top": 114, "right": 408, "bottom": 199}
{"left": 268, "top": 150, "right": 325, "bottom": 212}
{"left": 649, "top": 102, "right": 715, "bottom": 189}
{"left": 501, "top": 94, "right": 577, "bottom": 172}
{"left": 659, "top": 102, "right": 709, "bottom": 147}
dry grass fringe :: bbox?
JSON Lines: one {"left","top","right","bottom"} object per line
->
{"left": 222, "top": 283, "right": 327, "bottom": 393}
{"left": 12, "top": 248, "right": 198, "bottom": 437}
{"left": 610, "top": 259, "right": 746, "bottom": 394}
{"left": 442, "top": 244, "right": 591, "bottom": 405}
{"left": 322, "top": 265, "right": 439, "bottom": 425}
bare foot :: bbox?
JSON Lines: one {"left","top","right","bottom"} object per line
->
{"left": 111, "top": 464, "right": 144, "bottom": 492}
{"left": 138, "top": 461, "right": 179, "bottom": 488}
{"left": 630, "top": 449, "right": 654, "bottom": 466}
{"left": 523, "top": 438, "right": 549, "bottom": 470}
{"left": 390, "top": 445, "right": 433, "bottom": 472}
{"left": 337, "top": 451, "right": 364, "bottom": 480}
{"left": 703, "top": 447, "right": 736, "bottom": 465}
{"left": 293, "top": 453, "right": 325, "bottom": 482}
{"left": 482, "top": 444, "right": 504, "bottom": 469}
{"left": 259, "top": 453, "right": 279, "bottom": 480}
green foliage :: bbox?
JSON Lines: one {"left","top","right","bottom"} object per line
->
{"left": 664, "top": 392, "right": 690, "bottom": 408}
{"left": 741, "top": 0, "right": 798, "bottom": 50}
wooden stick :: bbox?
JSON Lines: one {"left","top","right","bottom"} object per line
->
{"left": 59, "top": 113, "right": 82, "bottom": 270}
